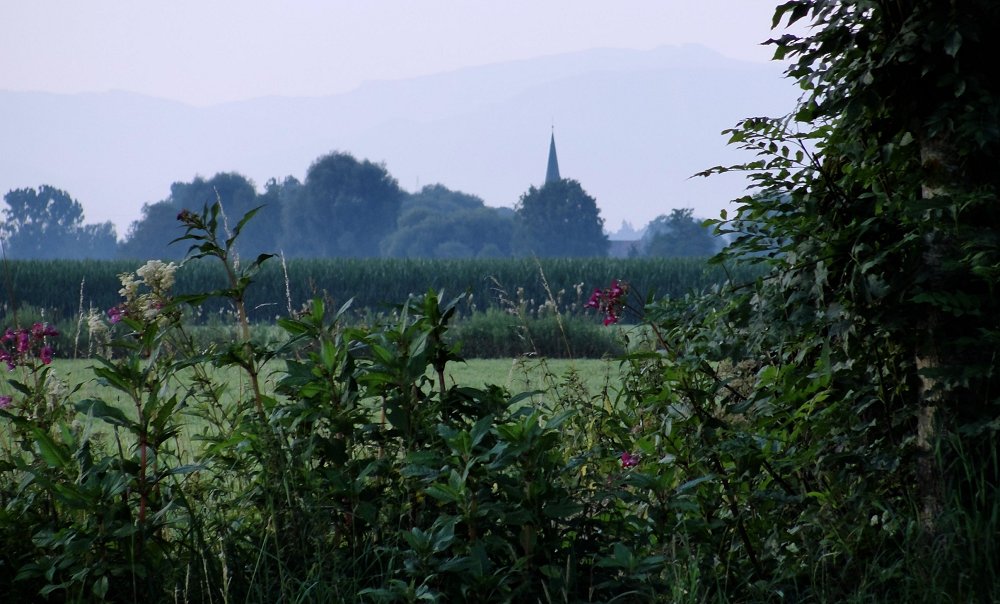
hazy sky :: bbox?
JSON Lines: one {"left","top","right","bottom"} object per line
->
{"left": 2, "top": 2, "right": 800, "bottom": 238}
{"left": 2, "top": 1, "right": 790, "bottom": 106}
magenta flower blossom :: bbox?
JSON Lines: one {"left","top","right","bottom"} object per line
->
{"left": 107, "top": 306, "right": 123, "bottom": 324}
{"left": 620, "top": 451, "right": 640, "bottom": 468}
{"left": 585, "top": 279, "right": 629, "bottom": 326}
{"left": 1, "top": 323, "right": 59, "bottom": 369}
{"left": 30, "top": 322, "right": 59, "bottom": 340}
{"left": 15, "top": 330, "right": 30, "bottom": 354}
{"left": 0, "top": 395, "right": 11, "bottom": 409}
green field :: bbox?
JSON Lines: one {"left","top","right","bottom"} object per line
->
{"left": 49, "top": 356, "right": 626, "bottom": 407}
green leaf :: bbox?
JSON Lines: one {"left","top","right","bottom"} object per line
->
{"left": 232, "top": 205, "right": 265, "bottom": 239}
{"left": 676, "top": 474, "right": 716, "bottom": 494}
{"left": 32, "top": 429, "right": 71, "bottom": 469}
{"left": 470, "top": 414, "right": 493, "bottom": 448}
{"left": 164, "top": 464, "right": 204, "bottom": 477}
{"left": 425, "top": 482, "right": 463, "bottom": 504}
{"left": 76, "top": 399, "right": 132, "bottom": 428}
{"left": 944, "top": 31, "right": 962, "bottom": 57}
{"left": 542, "top": 500, "right": 584, "bottom": 519}
{"left": 92, "top": 575, "right": 109, "bottom": 599}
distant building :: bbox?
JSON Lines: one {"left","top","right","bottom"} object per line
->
{"left": 608, "top": 240, "right": 640, "bottom": 258}
{"left": 545, "top": 130, "right": 561, "bottom": 184}
{"left": 542, "top": 130, "right": 637, "bottom": 257}
{"left": 607, "top": 217, "right": 644, "bottom": 259}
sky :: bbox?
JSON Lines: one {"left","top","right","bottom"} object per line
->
{"left": 1, "top": 1, "right": 789, "bottom": 105}
{"left": 1, "top": 1, "right": 799, "bottom": 237}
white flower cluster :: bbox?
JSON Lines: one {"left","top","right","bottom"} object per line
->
{"left": 86, "top": 308, "right": 111, "bottom": 357}
{"left": 115, "top": 260, "right": 180, "bottom": 326}
{"left": 136, "top": 260, "right": 178, "bottom": 295}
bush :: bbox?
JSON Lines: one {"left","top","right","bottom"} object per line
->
{"left": 448, "top": 309, "right": 625, "bottom": 358}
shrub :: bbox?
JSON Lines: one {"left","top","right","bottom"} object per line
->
{"left": 448, "top": 309, "right": 625, "bottom": 358}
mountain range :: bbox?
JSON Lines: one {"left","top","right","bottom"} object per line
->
{"left": 0, "top": 44, "right": 799, "bottom": 238}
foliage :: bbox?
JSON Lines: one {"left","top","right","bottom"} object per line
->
{"left": 256, "top": 175, "right": 302, "bottom": 253}
{"left": 447, "top": 308, "right": 625, "bottom": 359}
{"left": 1, "top": 186, "right": 118, "bottom": 260}
{"left": 0, "top": 257, "right": 756, "bottom": 326}
{"left": 1, "top": 258, "right": 202, "bottom": 601}
{"left": 0, "top": 203, "right": 678, "bottom": 602}
{"left": 381, "top": 184, "right": 515, "bottom": 258}
{"left": 4, "top": 2, "right": 999, "bottom": 599}
{"left": 513, "top": 179, "right": 609, "bottom": 257}
{"left": 281, "top": 151, "right": 404, "bottom": 257}
{"left": 662, "top": 0, "right": 1000, "bottom": 598}
{"left": 639, "top": 208, "right": 721, "bottom": 258}
{"left": 2, "top": 177, "right": 997, "bottom": 604}
{"left": 119, "top": 172, "right": 268, "bottom": 260}
{"left": 117, "top": 201, "right": 183, "bottom": 260}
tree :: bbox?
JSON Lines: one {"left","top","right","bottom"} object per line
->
{"left": 280, "top": 152, "right": 403, "bottom": 257}
{"left": 174, "top": 172, "right": 270, "bottom": 256}
{"left": 398, "top": 183, "right": 484, "bottom": 215}
{"left": 118, "top": 200, "right": 187, "bottom": 260}
{"left": 119, "top": 172, "right": 264, "bottom": 260}
{"left": 1, "top": 185, "right": 118, "bottom": 259}
{"left": 641, "top": 208, "right": 719, "bottom": 257}
{"left": 257, "top": 176, "right": 301, "bottom": 255}
{"left": 513, "top": 179, "right": 608, "bottom": 257}
{"left": 692, "top": 0, "right": 999, "bottom": 592}
{"left": 74, "top": 222, "right": 119, "bottom": 259}
{"left": 381, "top": 184, "right": 514, "bottom": 258}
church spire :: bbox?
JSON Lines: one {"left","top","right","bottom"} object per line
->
{"left": 545, "top": 129, "right": 561, "bottom": 184}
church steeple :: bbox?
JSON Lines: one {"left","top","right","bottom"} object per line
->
{"left": 545, "top": 129, "right": 561, "bottom": 184}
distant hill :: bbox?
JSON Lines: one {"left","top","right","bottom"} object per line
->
{"left": 0, "top": 44, "right": 797, "bottom": 237}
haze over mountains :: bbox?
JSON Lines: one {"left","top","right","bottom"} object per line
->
{"left": 0, "top": 44, "right": 798, "bottom": 238}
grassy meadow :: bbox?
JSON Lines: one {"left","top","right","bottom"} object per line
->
{"left": 49, "top": 356, "right": 627, "bottom": 408}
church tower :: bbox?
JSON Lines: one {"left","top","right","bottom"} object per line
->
{"left": 545, "top": 130, "right": 561, "bottom": 184}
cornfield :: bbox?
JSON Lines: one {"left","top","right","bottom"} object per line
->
{"left": 0, "top": 257, "right": 760, "bottom": 324}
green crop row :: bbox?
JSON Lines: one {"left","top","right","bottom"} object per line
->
{"left": 0, "top": 257, "right": 760, "bottom": 325}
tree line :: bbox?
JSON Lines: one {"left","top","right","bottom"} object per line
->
{"left": 2, "top": 151, "right": 721, "bottom": 260}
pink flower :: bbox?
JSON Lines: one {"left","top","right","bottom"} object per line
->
{"left": 0, "top": 395, "right": 11, "bottom": 409}
{"left": 30, "top": 323, "right": 58, "bottom": 340}
{"left": 620, "top": 451, "right": 640, "bottom": 468}
{"left": 39, "top": 346, "right": 53, "bottom": 365}
{"left": 585, "top": 279, "right": 630, "bottom": 326}
{"left": 15, "top": 330, "right": 29, "bottom": 354}
{"left": 107, "top": 306, "right": 123, "bottom": 324}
